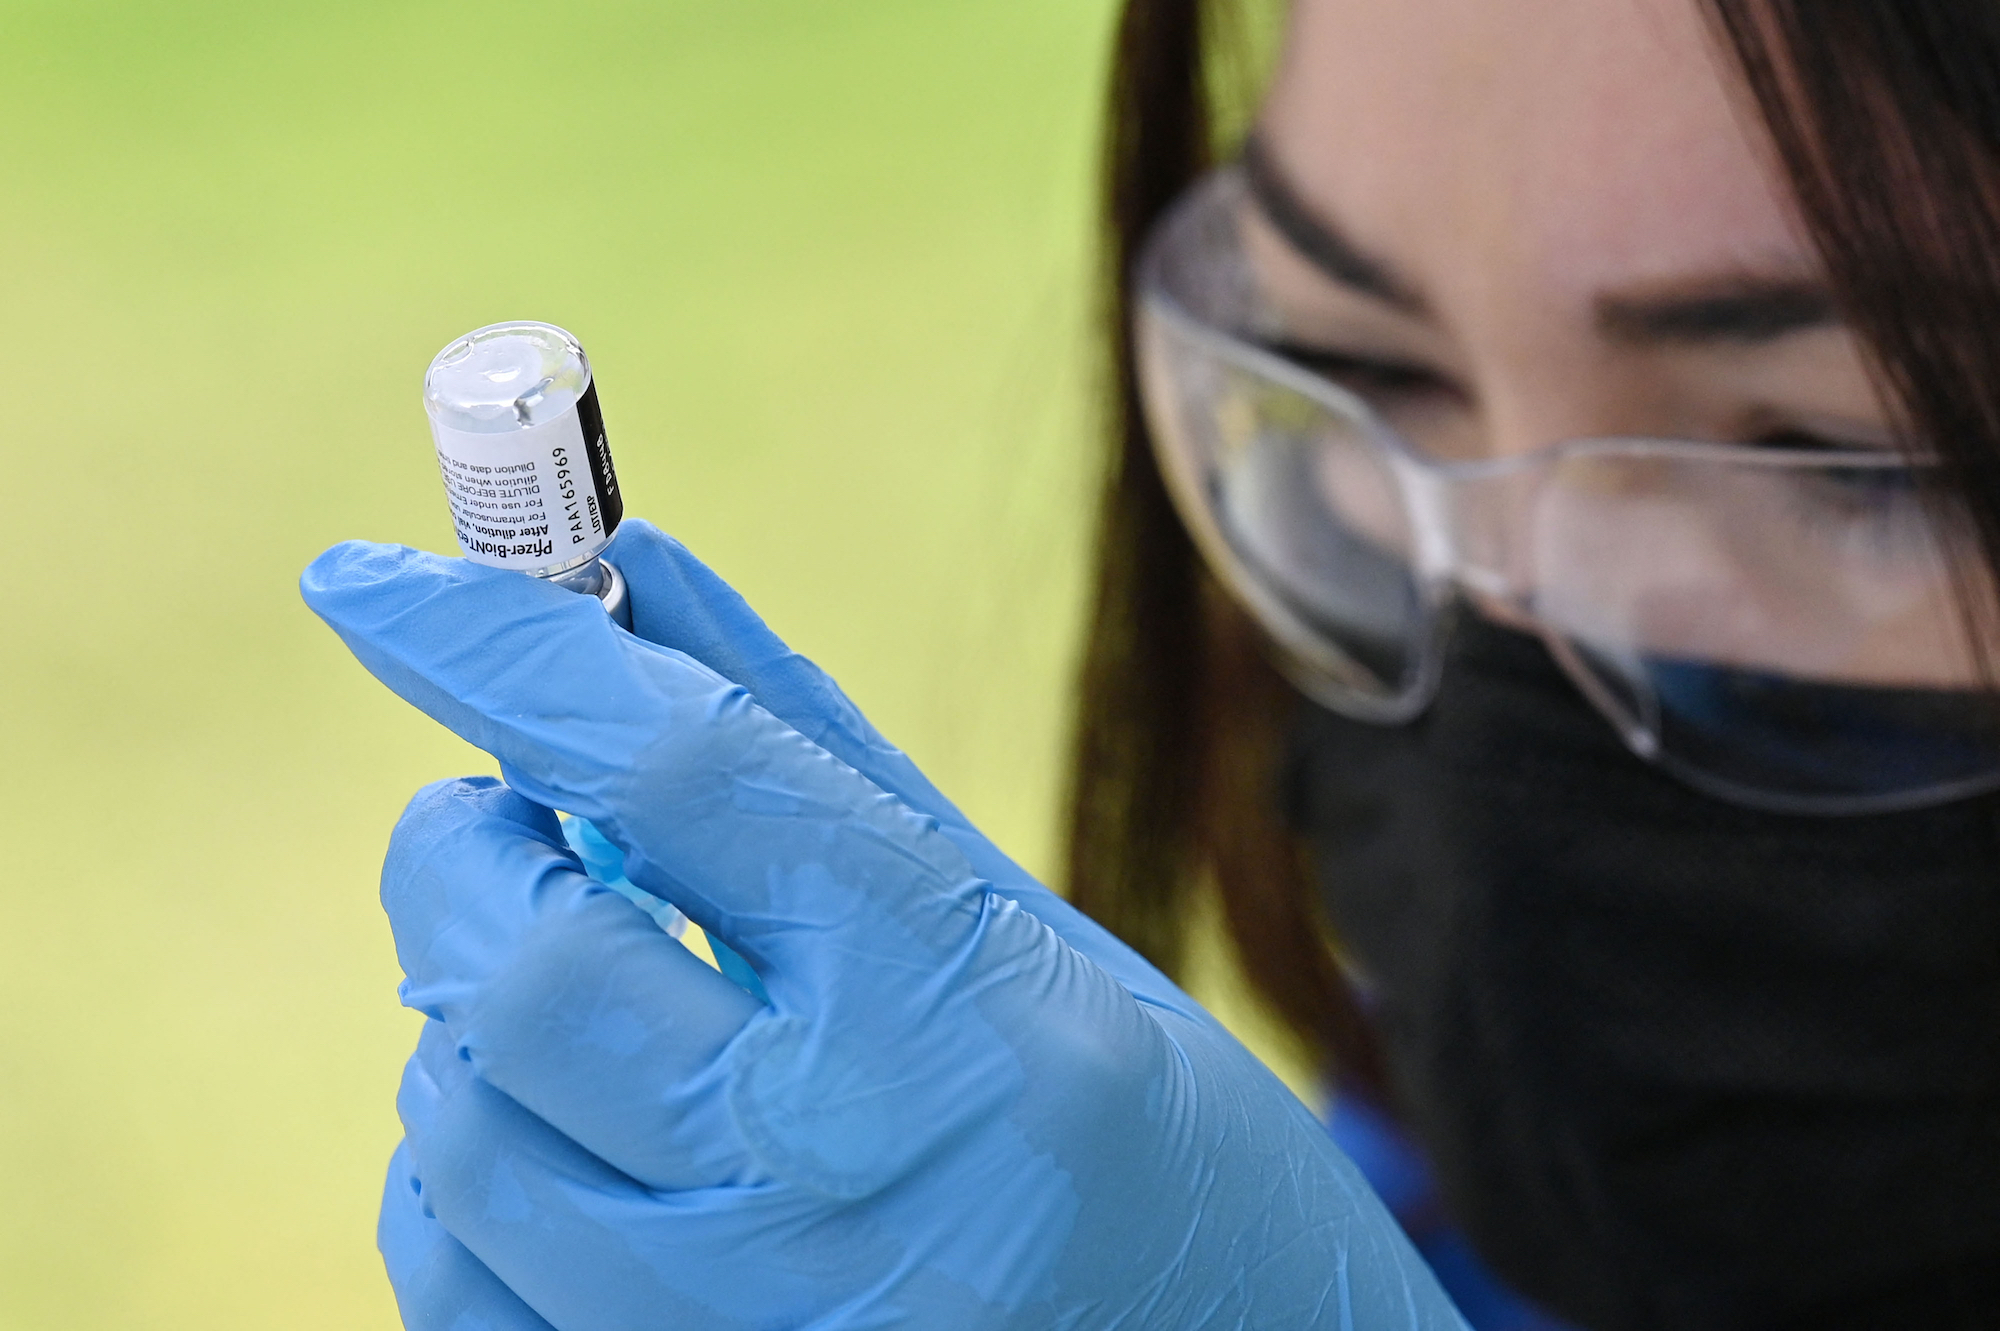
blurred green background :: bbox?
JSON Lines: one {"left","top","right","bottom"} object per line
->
{"left": 0, "top": 2, "right": 1306, "bottom": 1325}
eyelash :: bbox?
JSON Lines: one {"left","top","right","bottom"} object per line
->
{"left": 1752, "top": 426, "right": 1883, "bottom": 454}
{"left": 1254, "top": 351, "right": 1897, "bottom": 471}
{"left": 1260, "top": 340, "right": 1451, "bottom": 399}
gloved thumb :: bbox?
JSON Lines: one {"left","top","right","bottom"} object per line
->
{"left": 603, "top": 520, "right": 1194, "bottom": 1014}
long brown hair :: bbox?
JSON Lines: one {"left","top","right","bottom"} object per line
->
{"left": 1063, "top": 0, "right": 2000, "bottom": 1098}
{"left": 1062, "top": 0, "right": 1385, "bottom": 1094}
{"left": 1706, "top": 1, "right": 2000, "bottom": 650}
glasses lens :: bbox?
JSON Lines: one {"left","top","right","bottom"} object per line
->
{"left": 1532, "top": 446, "right": 2000, "bottom": 808}
{"left": 1138, "top": 299, "right": 1429, "bottom": 710}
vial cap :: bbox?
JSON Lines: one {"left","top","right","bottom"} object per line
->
{"left": 425, "top": 321, "right": 592, "bottom": 433}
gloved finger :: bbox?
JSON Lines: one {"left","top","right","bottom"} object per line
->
{"left": 378, "top": 1136, "right": 556, "bottom": 1331}
{"left": 308, "top": 541, "right": 998, "bottom": 1003}
{"left": 605, "top": 520, "right": 981, "bottom": 847}
{"left": 317, "top": 546, "right": 1132, "bottom": 1193}
{"left": 399, "top": 1022, "right": 798, "bottom": 1331}
{"left": 388, "top": 777, "right": 765, "bottom": 1190}
{"left": 602, "top": 519, "right": 1193, "bottom": 1014}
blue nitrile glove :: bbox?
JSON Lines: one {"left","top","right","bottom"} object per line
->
{"left": 302, "top": 519, "right": 1467, "bottom": 1331}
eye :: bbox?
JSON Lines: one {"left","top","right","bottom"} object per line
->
{"left": 1257, "top": 339, "right": 1452, "bottom": 399}
{"left": 1755, "top": 423, "right": 1917, "bottom": 480}
{"left": 1746, "top": 426, "right": 1932, "bottom": 562}
{"left": 1752, "top": 426, "right": 1887, "bottom": 454}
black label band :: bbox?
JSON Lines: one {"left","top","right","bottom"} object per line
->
{"left": 576, "top": 380, "right": 623, "bottom": 540}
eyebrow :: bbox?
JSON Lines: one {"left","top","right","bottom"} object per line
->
{"left": 1241, "top": 133, "right": 1428, "bottom": 315}
{"left": 1239, "top": 132, "right": 1840, "bottom": 350}
{"left": 1594, "top": 280, "right": 1837, "bottom": 345}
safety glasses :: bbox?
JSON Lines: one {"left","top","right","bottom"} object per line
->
{"left": 1135, "top": 165, "right": 2000, "bottom": 814}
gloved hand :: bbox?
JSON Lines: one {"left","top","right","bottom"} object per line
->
{"left": 302, "top": 519, "right": 1466, "bottom": 1331}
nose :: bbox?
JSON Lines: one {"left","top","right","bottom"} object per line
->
{"left": 1395, "top": 458, "right": 1534, "bottom": 612}
{"left": 1471, "top": 360, "right": 1646, "bottom": 462}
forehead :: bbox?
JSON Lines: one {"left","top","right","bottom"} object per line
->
{"left": 1259, "top": 0, "right": 1816, "bottom": 306}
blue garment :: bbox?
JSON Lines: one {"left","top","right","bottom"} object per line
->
{"left": 303, "top": 521, "right": 1472, "bottom": 1330}
{"left": 1329, "top": 1094, "right": 1577, "bottom": 1331}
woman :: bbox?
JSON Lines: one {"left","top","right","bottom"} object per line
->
{"left": 1072, "top": 0, "right": 2000, "bottom": 1326}
{"left": 304, "top": 0, "right": 2000, "bottom": 1326}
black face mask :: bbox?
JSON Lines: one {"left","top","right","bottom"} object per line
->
{"left": 1284, "top": 614, "right": 2000, "bottom": 1331}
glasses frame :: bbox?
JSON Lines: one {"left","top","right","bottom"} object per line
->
{"left": 1135, "top": 166, "right": 2000, "bottom": 816}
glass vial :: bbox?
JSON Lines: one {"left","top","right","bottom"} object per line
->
{"left": 424, "top": 320, "right": 630, "bottom": 624}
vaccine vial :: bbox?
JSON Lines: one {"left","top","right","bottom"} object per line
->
{"left": 424, "top": 321, "right": 631, "bottom": 626}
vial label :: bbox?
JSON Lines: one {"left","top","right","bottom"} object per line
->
{"left": 430, "top": 383, "right": 624, "bottom": 571}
